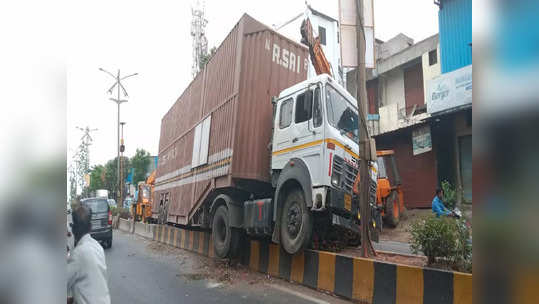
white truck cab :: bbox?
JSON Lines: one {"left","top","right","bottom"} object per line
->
{"left": 269, "top": 74, "right": 378, "bottom": 253}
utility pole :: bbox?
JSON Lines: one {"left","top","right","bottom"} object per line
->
{"left": 120, "top": 122, "right": 126, "bottom": 208}
{"left": 356, "top": 0, "right": 375, "bottom": 257}
{"left": 100, "top": 68, "right": 137, "bottom": 207}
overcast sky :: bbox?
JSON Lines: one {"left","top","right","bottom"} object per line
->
{"left": 67, "top": 0, "right": 439, "bottom": 168}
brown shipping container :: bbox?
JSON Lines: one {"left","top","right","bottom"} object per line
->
{"left": 154, "top": 14, "right": 308, "bottom": 225}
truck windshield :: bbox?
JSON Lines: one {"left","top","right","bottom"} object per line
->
{"left": 325, "top": 85, "right": 359, "bottom": 142}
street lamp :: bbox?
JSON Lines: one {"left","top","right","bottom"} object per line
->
{"left": 100, "top": 68, "right": 138, "bottom": 207}
{"left": 120, "top": 122, "right": 126, "bottom": 207}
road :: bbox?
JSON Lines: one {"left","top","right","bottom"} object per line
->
{"left": 106, "top": 230, "right": 351, "bottom": 304}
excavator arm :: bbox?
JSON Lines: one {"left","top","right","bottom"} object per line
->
{"left": 300, "top": 17, "right": 332, "bottom": 77}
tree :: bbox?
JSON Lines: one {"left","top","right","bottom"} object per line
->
{"left": 129, "top": 149, "right": 151, "bottom": 185}
{"left": 103, "top": 156, "right": 130, "bottom": 201}
{"left": 88, "top": 164, "right": 106, "bottom": 194}
{"left": 199, "top": 47, "right": 217, "bottom": 70}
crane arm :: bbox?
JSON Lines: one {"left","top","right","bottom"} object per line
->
{"left": 300, "top": 17, "right": 332, "bottom": 77}
{"left": 146, "top": 170, "right": 156, "bottom": 185}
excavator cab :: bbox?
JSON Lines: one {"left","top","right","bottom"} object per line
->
{"left": 376, "top": 150, "right": 405, "bottom": 227}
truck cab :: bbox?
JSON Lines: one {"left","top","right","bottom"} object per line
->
{"left": 268, "top": 74, "right": 378, "bottom": 253}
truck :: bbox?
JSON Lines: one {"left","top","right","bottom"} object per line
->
{"left": 300, "top": 15, "right": 404, "bottom": 229}
{"left": 133, "top": 170, "right": 155, "bottom": 222}
{"left": 153, "top": 14, "right": 378, "bottom": 258}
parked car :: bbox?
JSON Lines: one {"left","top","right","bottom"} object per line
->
{"left": 80, "top": 197, "right": 113, "bottom": 248}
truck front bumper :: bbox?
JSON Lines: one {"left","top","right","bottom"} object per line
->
{"left": 327, "top": 187, "right": 358, "bottom": 218}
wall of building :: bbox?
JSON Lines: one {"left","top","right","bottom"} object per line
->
{"left": 439, "top": 0, "right": 472, "bottom": 73}
{"left": 277, "top": 11, "right": 342, "bottom": 84}
{"left": 377, "top": 33, "right": 414, "bottom": 60}
{"left": 376, "top": 126, "right": 438, "bottom": 208}
{"left": 422, "top": 44, "right": 441, "bottom": 99}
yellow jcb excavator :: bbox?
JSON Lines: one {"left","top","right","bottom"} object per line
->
{"left": 133, "top": 170, "right": 155, "bottom": 222}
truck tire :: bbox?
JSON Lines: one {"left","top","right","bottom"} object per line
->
{"left": 212, "top": 205, "right": 240, "bottom": 258}
{"left": 384, "top": 190, "right": 400, "bottom": 227}
{"left": 280, "top": 189, "right": 313, "bottom": 254}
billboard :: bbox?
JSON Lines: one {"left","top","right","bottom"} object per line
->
{"left": 427, "top": 65, "right": 472, "bottom": 114}
{"left": 412, "top": 125, "right": 432, "bottom": 156}
{"left": 339, "top": 0, "right": 375, "bottom": 68}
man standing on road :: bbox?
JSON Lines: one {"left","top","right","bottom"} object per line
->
{"left": 67, "top": 205, "right": 111, "bottom": 304}
{"left": 432, "top": 188, "right": 451, "bottom": 217}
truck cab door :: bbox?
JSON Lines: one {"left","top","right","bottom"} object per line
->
{"left": 272, "top": 86, "right": 324, "bottom": 182}
{"left": 290, "top": 86, "right": 324, "bottom": 185}
{"left": 272, "top": 96, "right": 295, "bottom": 169}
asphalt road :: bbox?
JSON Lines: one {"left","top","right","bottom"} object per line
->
{"left": 106, "top": 231, "right": 351, "bottom": 304}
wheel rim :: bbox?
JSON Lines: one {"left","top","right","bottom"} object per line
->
{"left": 286, "top": 202, "right": 302, "bottom": 238}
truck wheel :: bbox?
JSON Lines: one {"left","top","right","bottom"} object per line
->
{"left": 384, "top": 191, "right": 400, "bottom": 227}
{"left": 280, "top": 190, "right": 313, "bottom": 254}
{"left": 212, "top": 205, "right": 239, "bottom": 258}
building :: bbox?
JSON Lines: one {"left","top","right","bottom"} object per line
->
{"left": 344, "top": 0, "right": 472, "bottom": 208}
{"left": 427, "top": 0, "right": 472, "bottom": 203}
{"left": 276, "top": 5, "right": 344, "bottom": 85}
{"left": 347, "top": 33, "right": 441, "bottom": 208}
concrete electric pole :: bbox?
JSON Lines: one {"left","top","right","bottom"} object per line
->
{"left": 120, "top": 121, "right": 126, "bottom": 208}
{"left": 356, "top": 0, "right": 376, "bottom": 257}
{"left": 99, "top": 68, "right": 137, "bottom": 207}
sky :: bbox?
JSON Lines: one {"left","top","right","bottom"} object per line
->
{"left": 67, "top": 0, "right": 439, "bottom": 168}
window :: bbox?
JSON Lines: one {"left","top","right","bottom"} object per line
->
{"left": 82, "top": 199, "right": 109, "bottom": 213}
{"left": 325, "top": 85, "right": 359, "bottom": 142}
{"left": 279, "top": 98, "right": 293, "bottom": 129}
{"left": 313, "top": 87, "right": 322, "bottom": 127}
{"left": 295, "top": 91, "right": 313, "bottom": 123}
{"left": 429, "top": 49, "right": 437, "bottom": 66}
{"left": 318, "top": 26, "right": 326, "bottom": 45}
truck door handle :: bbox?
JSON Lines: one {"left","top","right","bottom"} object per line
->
{"left": 292, "top": 137, "right": 298, "bottom": 143}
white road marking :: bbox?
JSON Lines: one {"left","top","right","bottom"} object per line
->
{"left": 268, "top": 284, "right": 331, "bottom": 304}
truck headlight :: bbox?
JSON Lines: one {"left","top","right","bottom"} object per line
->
{"left": 331, "top": 173, "right": 340, "bottom": 187}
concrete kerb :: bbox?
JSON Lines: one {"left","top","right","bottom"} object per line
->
{"left": 115, "top": 218, "right": 155, "bottom": 240}
{"left": 146, "top": 224, "right": 474, "bottom": 304}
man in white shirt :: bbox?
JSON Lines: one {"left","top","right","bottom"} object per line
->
{"left": 67, "top": 205, "right": 111, "bottom": 304}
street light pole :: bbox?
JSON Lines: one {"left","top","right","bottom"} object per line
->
{"left": 120, "top": 122, "right": 126, "bottom": 208}
{"left": 100, "top": 68, "right": 137, "bottom": 208}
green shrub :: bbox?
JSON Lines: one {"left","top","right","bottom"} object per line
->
{"left": 441, "top": 180, "right": 457, "bottom": 209}
{"left": 409, "top": 215, "right": 471, "bottom": 272}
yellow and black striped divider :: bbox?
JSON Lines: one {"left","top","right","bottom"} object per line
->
{"left": 150, "top": 225, "right": 471, "bottom": 304}
{"left": 151, "top": 224, "right": 216, "bottom": 258}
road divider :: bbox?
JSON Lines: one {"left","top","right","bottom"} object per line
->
{"left": 116, "top": 222, "right": 472, "bottom": 304}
